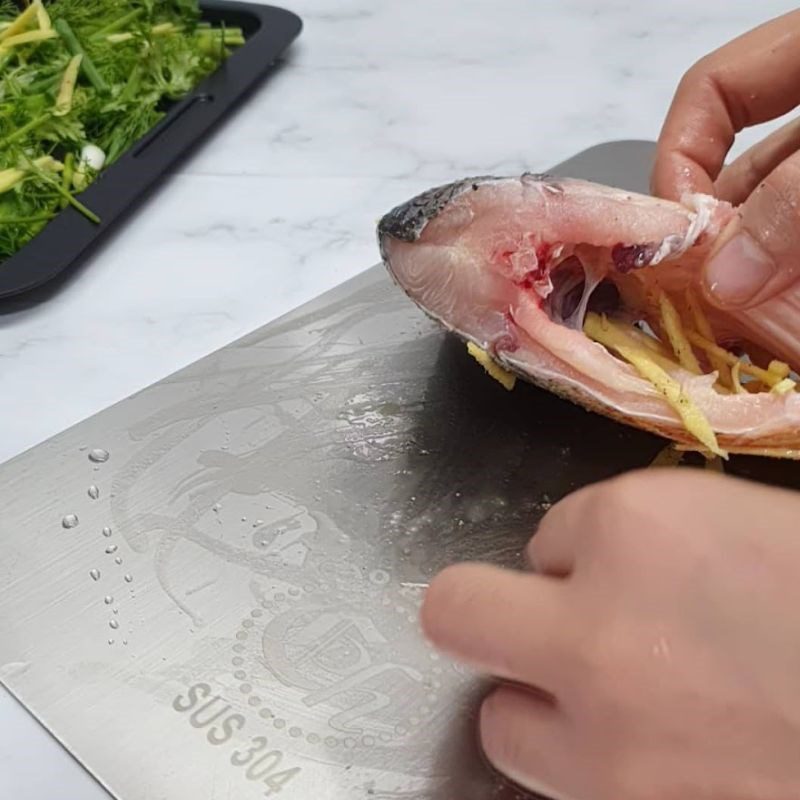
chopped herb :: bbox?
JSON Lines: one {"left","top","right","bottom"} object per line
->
{"left": 0, "top": 0, "right": 244, "bottom": 263}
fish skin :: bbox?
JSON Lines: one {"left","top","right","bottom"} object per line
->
{"left": 377, "top": 175, "right": 498, "bottom": 246}
{"left": 377, "top": 173, "right": 559, "bottom": 246}
{"left": 376, "top": 174, "right": 800, "bottom": 455}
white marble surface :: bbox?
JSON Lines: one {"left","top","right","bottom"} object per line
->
{"left": 1, "top": 0, "right": 798, "bottom": 796}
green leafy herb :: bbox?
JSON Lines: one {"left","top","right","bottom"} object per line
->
{"left": 0, "top": 0, "right": 244, "bottom": 263}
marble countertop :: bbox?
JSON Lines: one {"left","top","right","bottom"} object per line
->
{"left": 1, "top": 0, "right": 797, "bottom": 796}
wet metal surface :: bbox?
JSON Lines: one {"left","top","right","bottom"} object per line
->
{"left": 0, "top": 140, "right": 796, "bottom": 800}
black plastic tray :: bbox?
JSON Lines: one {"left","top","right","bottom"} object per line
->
{"left": 0, "top": 1, "right": 302, "bottom": 299}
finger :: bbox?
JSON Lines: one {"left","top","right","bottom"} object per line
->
{"left": 650, "top": 9, "right": 800, "bottom": 201}
{"left": 480, "top": 684, "right": 580, "bottom": 800}
{"left": 715, "top": 116, "right": 800, "bottom": 205}
{"left": 526, "top": 482, "right": 597, "bottom": 577}
{"left": 703, "top": 148, "right": 800, "bottom": 309}
{"left": 420, "top": 562, "right": 570, "bottom": 691}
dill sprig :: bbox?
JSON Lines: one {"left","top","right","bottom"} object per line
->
{"left": 0, "top": 0, "right": 244, "bottom": 262}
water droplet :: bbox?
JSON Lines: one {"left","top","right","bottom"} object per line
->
{"left": 105, "top": 544, "right": 118, "bottom": 554}
{"left": 108, "top": 639, "right": 114, "bottom": 645}
{"left": 115, "top": 557, "right": 123, "bottom": 565}
{"left": 87, "top": 485, "right": 100, "bottom": 500}
{"left": 109, "top": 619, "right": 119, "bottom": 630}
{"left": 88, "top": 448, "right": 109, "bottom": 463}
{"left": 122, "top": 640, "right": 128, "bottom": 646}
{"left": 62, "top": 514, "right": 79, "bottom": 529}
{"left": 212, "top": 503, "right": 221, "bottom": 512}
{"left": 252, "top": 519, "right": 263, "bottom": 528}
{"left": 124, "top": 574, "right": 133, "bottom": 583}
{"left": 113, "top": 608, "right": 119, "bottom": 615}
{"left": 104, "top": 596, "right": 113, "bottom": 605}
{"left": 241, "top": 516, "right": 247, "bottom": 522}
{"left": 89, "top": 568, "right": 100, "bottom": 581}
{"left": 102, "top": 526, "right": 112, "bottom": 537}
{"left": 79, "top": 445, "right": 87, "bottom": 452}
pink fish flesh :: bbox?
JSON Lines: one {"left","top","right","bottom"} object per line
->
{"left": 376, "top": 173, "right": 800, "bottom": 455}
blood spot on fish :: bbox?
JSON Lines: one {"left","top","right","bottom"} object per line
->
{"left": 493, "top": 333, "right": 519, "bottom": 354}
{"left": 611, "top": 243, "right": 656, "bottom": 273}
{"left": 472, "top": 183, "right": 479, "bottom": 191}
{"left": 518, "top": 271, "right": 544, "bottom": 290}
{"left": 536, "top": 243, "right": 553, "bottom": 266}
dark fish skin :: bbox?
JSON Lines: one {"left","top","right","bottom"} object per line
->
{"left": 376, "top": 172, "right": 559, "bottom": 259}
{"left": 377, "top": 176, "right": 496, "bottom": 246}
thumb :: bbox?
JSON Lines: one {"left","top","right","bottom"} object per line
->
{"left": 702, "top": 153, "right": 800, "bottom": 310}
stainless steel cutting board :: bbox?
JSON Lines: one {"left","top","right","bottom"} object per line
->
{"left": 3, "top": 140, "right": 790, "bottom": 800}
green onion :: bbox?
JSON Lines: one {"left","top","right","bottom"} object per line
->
{"left": 90, "top": 7, "right": 144, "bottom": 40}
{"left": 54, "top": 18, "right": 109, "bottom": 95}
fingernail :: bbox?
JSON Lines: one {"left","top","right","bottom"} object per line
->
{"left": 704, "top": 231, "right": 776, "bottom": 307}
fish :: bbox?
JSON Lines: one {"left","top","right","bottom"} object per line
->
{"left": 376, "top": 173, "right": 800, "bottom": 459}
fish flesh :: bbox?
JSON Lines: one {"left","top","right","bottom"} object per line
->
{"left": 376, "top": 174, "right": 800, "bottom": 459}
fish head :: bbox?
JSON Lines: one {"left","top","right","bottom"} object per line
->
{"left": 378, "top": 174, "right": 580, "bottom": 349}
{"left": 378, "top": 173, "right": 800, "bottom": 458}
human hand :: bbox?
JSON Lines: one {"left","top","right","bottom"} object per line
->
{"left": 651, "top": 9, "right": 800, "bottom": 311}
{"left": 421, "top": 469, "right": 800, "bottom": 800}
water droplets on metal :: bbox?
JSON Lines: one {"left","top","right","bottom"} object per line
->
{"left": 115, "top": 556, "right": 123, "bottom": 565}
{"left": 102, "top": 526, "right": 112, "bottom": 537}
{"left": 104, "top": 596, "right": 113, "bottom": 605}
{"left": 87, "top": 485, "right": 100, "bottom": 500}
{"left": 109, "top": 620, "right": 119, "bottom": 630}
{"left": 105, "top": 544, "right": 118, "bottom": 554}
{"left": 61, "top": 514, "right": 79, "bottom": 529}
{"left": 124, "top": 574, "right": 133, "bottom": 583}
{"left": 88, "top": 448, "right": 109, "bottom": 464}
{"left": 89, "top": 569, "right": 100, "bottom": 581}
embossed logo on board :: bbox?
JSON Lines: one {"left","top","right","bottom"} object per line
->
{"left": 230, "top": 560, "right": 459, "bottom": 775}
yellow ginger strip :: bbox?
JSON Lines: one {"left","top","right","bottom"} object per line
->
{"left": 586, "top": 314, "right": 684, "bottom": 374}
{"left": 625, "top": 324, "right": 673, "bottom": 357}
{"left": 0, "top": 155, "right": 62, "bottom": 194}
{"left": 54, "top": 54, "right": 83, "bottom": 116}
{"left": 658, "top": 291, "right": 702, "bottom": 374}
{"left": 151, "top": 22, "right": 180, "bottom": 35}
{"left": 684, "top": 288, "right": 732, "bottom": 387}
{"left": 0, "top": 28, "right": 56, "bottom": 49}
{"left": 466, "top": 342, "right": 516, "bottom": 390}
{"left": 731, "top": 361, "right": 744, "bottom": 394}
{"left": 767, "top": 360, "right": 791, "bottom": 380}
{"left": 36, "top": 2, "right": 51, "bottom": 31}
{"left": 106, "top": 32, "right": 134, "bottom": 43}
{"left": 0, "top": 2, "right": 39, "bottom": 43}
{"left": 685, "top": 330, "right": 792, "bottom": 389}
{"left": 771, "top": 377, "right": 796, "bottom": 395}
{"left": 584, "top": 313, "right": 726, "bottom": 458}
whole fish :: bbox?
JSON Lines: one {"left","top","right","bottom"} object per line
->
{"left": 377, "top": 174, "right": 800, "bottom": 459}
